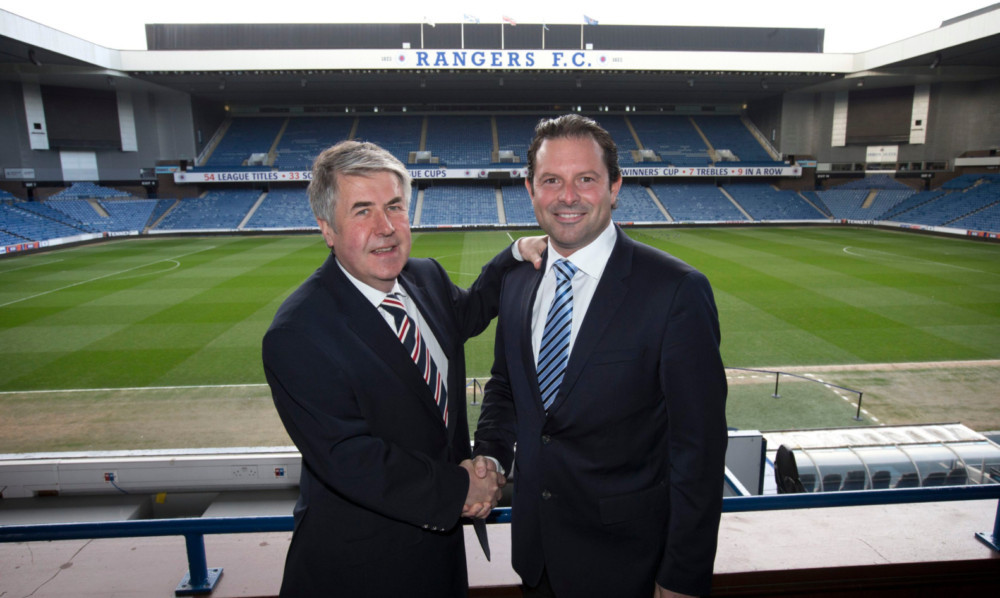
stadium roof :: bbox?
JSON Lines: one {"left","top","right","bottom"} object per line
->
{"left": 1, "top": 8, "right": 998, "bottom": 109}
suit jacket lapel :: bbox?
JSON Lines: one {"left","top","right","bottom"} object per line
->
{"left": 518, "top": 261, "right": 546, "bottom": 414}
{"left": 546, "top": 228, "right": 633, "bottom": 415}
{"left": 321, "top": 256, "right": 448, "bottom": 433}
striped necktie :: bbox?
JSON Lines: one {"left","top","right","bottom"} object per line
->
{"left": 380, "top": 293, "right": 448, "bottom": 425}
{"left": 537, "top": 259, "right": 578, "bottom": 410}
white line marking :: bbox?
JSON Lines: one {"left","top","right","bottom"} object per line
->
{"left": 111, "top": 259, "right": 181, "bottom": 280}
{"left": 0, "top": 246, "right": 215, "bottom": 309}
{"left": 0, "top": 258, "right": 64, "bottom": 274}
{"left": 842, "top": 246, "right": 992, "bottom": 274}
{"left": 0, "top": 383, "right": 268, "bottom": 396}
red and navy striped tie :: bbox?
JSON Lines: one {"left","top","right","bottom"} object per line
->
{"left": 381, "top": 293, "right": 448, "bottom": 425}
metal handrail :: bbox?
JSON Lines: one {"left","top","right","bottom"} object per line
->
{"left": 728, "top": 366, "right": 867, "bottom": 420}
{"left": 2, "top": 483, "right": 999, "bottom": 595}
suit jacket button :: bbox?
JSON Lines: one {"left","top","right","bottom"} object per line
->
{"left": 541, "top": 434, "right": 551, "bottom": 444}
{"left": 541, "top": 489, "right": 552, "bottom": 500}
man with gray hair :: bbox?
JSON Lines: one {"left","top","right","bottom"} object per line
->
{"left": 263, "top": 140, "right": 544, "bottom": 596}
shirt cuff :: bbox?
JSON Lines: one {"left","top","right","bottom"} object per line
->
{"left": 511, "top": 239, "right": 524, "bottom": 262}
{"left": 485, "top": 456, "right": 506, "bottom": 477}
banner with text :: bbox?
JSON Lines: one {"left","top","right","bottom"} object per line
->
{"left": 174, "top": 164, "right": 800, "bottom": 184}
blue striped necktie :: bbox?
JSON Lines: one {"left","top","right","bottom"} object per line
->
{"left": 381, "top": 293, "right": 448, "bottom": 425}
{"left": 537, "top": 259, "right": 578, "bottom": 410}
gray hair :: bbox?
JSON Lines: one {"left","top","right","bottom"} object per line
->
{"left": 308, "top": 140, "right": 412, "bottom": 228}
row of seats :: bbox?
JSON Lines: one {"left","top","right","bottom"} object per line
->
{"left": 4, "top": 178, "right": 999, "bottom": 242}
{"left": 200, "top": 114, "right": 780, "bottom": 170}
{"left": 48, "top": 182, "right": 132, "bottom": 200}
{"left": 814, "top": 176, "right": 1000, "bottom": 226}
{"left": 799, "top": 467, "right": 970, "bottom": 492}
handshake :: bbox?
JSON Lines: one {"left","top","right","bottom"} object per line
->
{"left": 460, "top": 455, "right": 506, "bottom": 518}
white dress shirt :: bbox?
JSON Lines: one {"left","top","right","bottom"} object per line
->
{"left": 531, "top": 221, "right": 617, "bottom": 366}
{"left": 337, "top": 261, "right": 449, "bottom": 391}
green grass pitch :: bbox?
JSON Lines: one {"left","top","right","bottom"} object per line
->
{"left": 1, "top": 227, "right": 998, "bottom": 393}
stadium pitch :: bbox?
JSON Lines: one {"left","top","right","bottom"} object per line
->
{"left": 1, "top": 227, "right": 998, "bottom": 452}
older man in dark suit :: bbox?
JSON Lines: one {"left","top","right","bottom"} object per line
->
{"left": 474, "top": 115, "right": 728, "bottom": 598}
{"left": 263, "top": 140, "right": 542, "bottom": 597}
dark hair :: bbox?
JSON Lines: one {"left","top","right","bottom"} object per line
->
{"left": 308, "top": 140, "right": 411, "bottom": 228}
{"left": 526, "top": 114, "right": 621, "bottom": 188}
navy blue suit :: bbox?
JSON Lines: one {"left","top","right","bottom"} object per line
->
{"left": 263, "top": 247, "right": 516, "bottom": 597}
{"left": 475, "top": 227, "right": 728, "bottom": 597}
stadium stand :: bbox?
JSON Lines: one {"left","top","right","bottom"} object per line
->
{"left": 408, "top": 186, "right": 418, "bottom": 224}
{"left": 155, "top": 189, "right": 261, "bottom": 230}
{"left": 613, "top": 183, "right": 668, "bottom": 223}
{"left": 725, "top": 183, "right": 825, "bottom": 220}
{"left": 49, "top": 182, "right": 132, "bottom": 199}
{"left": 940, "top": 180, "right": 1000, "bottom": 230}
{"left": 243, "top": 188, "right": 315, "bottom": 229}
{"left": 501, "top": 185, "right": 536, "bottom": 225}
{"left": 596, "top": 116, "right": 639, "bottom": 166}
{"left": 650, "top": 181, "right": 748, "bottom": 222}
{"left": 273, "top": 117, "right": 355, "bottom": 170}
{"left": 147, "top": 199, "right": 178, "bottom": 228}
{"left": 425, "top": 115, "right": 493, "bottom": 167}
{"left": 693, "top": 115, "right": 778, "bottom": 164}
{"left": 15, "top": 201, "right": 95, "bottom": 233}
{"left": 885, "top": 180, "right": 1000, "bottom": 227}
{"left": 200, "top": 117, "right": 286, "bottom": 170}
{"left": 418, "top": 184, "right": 499, "bottom": 226}
{"left": 44, "top": 199, "right": 111, "bottom": 232}
{"left": 353, "top": 115, "right": 423, "bottom": 166}
{"left": 629, "top": 115, "right": 710, "bottom": 166}
{"left": 817, "top": 187, "right": 915, "bottom": 221}
{"left": 879, "top": 189, "right": 948, "bottom": 220}
{"left": 100, "top": 199, "right": 158, "bottom": 232}
{"left": 941, "top": 173, "right": 1000, "bottom": 190}
{"left": 832, "top": 174, "right": 912, "bottom": 191}
{"left": 494, "top": 115, "right": 538, "bottom": 164}
{"left": 0, "top": 203, "right": 88, "bottom": 241}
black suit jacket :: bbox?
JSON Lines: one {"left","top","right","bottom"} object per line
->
{"left": 475, "top": 227, "right": 728, "bottom": 597}
{"left": 263, "top": 247, "right": 516, "bottom": 597}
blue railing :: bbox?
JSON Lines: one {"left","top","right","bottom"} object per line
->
{"left": 2, "top": 484, "right": 999, "bottom": 595}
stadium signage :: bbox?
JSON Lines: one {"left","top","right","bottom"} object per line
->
{"left": 407, "top": 50, "right": 597, "bottom": 69}
{"left": 175, "top": 171, "right": 311, "bottom": 183}
{"left": 622, "top": 165, "right": 801, "bottom": 177}
{"left": 176, "top": 165, "right": 801, "bottom": 184}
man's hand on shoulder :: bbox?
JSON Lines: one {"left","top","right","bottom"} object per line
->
{"left": 516, "top": 235, "right": 548, "bottom": 270}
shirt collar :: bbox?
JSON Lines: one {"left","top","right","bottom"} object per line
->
{"left": 336, "top": 258, "right": 404, "bottom": 308}
{"left": 544, "top": 220, "right": 617, "bottom": 281}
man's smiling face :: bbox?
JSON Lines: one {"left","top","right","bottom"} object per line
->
{"left": 527, "top": 135, "right": 621, "bottom": 257}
